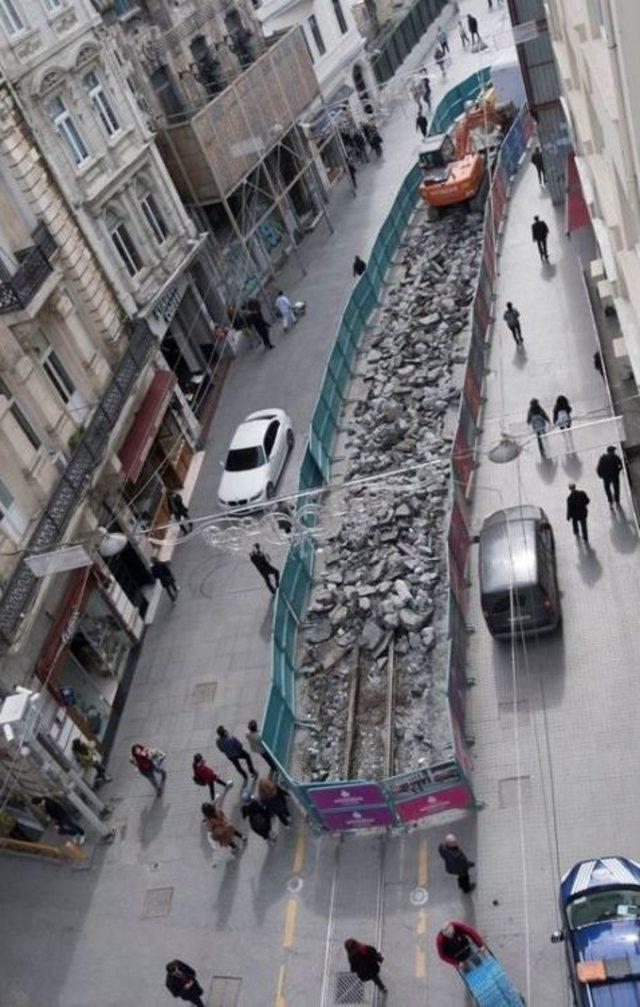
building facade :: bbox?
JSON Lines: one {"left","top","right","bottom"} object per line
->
{"left": 544, "top": 0, "right": 640, "bottom": 381}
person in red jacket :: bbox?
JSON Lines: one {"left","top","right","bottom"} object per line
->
{"left": 436, "top": 920, "right": 485, "bottom": 970}
{"left": 192, "top": 754, "right": 232, "bottom": 801}
{"left": 344, "top": 938, "right": 387, "bottom": 993}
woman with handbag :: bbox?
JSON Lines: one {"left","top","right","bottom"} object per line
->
{"left": 130, "top": 743, "right": 166, "bottom": 795}
{"left": 344, "top": 938, "right": 387, "bottom": 994}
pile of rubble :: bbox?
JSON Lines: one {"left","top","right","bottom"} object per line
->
{"left": 297, "top": 212, "right": 484, "bottom": 783}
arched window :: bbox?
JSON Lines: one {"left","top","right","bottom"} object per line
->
{"left": 105, "top": 208, "right": 142, "bottom": 277}
{"left": 46, "top": 95, "right": 91, "bottom": 166}
{"left": 83, "top": 70, "right": 120, "bottom": 138}
{"left": 140, "top": 190, "right": 168, "bottom": 244}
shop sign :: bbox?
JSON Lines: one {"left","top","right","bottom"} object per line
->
{"left": 394, "top": 784, "right": 472, "bottom": 823}
{"left": 306, "top": 782, "right": 386, "bottom": 810}
{"left": 147, "top": 276, "right": 188, "bottom": 339}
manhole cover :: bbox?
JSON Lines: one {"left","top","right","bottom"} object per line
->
{"left": 286, "top": 875, "right": 303, "bottom": 894}
{"left": 141, "top": 886, "right": 174, "bottom": 918}
{"left": 192, "top": 681, "right": 217, "bottom": 704}
{"left": 410, "top": 886, "right": 429, "bottom": 906}
{"left": 335, "top": 972, "right": 364, "bottom": 1004}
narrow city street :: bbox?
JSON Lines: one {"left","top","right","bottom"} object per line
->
{"left": 5, "top": 5, "right": 615, "bottom": 1006}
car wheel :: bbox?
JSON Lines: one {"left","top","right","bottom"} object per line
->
{"left": 266, "top": 482, "right": 275, "bottom": 500}
{"left": 286, "top": 428, "right": 294, "bottom": 450}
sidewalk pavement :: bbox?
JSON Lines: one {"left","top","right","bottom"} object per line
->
{"left": 458, "top": 150, "right": 640, "bottom": 1003}
{"left": 0, "top": 5, "right": 516, "bottom": 1006}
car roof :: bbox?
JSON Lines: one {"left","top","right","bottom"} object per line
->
{"left": 479, "top": 507, "right": 546, "bottom": 593}
{"left": 561, "top": 858, "right": 640, "bottom": 901}
{"left": 228, "top": 412, "right": 281, "bottom": 451}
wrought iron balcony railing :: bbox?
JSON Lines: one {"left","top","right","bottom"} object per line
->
{"left": 0, "top": 318, "right": 155, "bottom": 647}
{"left": 0, "top": 223, "right": 56, "bottom": 315}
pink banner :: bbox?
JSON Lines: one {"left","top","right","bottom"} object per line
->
{"left": 452, "top": 427, "right": 474, "bottom": 494}
{"left": 307, "top": 782, "right": 385, "bottom": 810}
{"left": 320, "top": 806, "right": 395, "bottom": 830}
{"left": 463, "top": 364, "right": 481, "bottom": 420}
{"left": 448, "top": 500, "right": 470, "bottom": 579}
{"left": 394, "top": 784, "right": 472, "bottom": 822}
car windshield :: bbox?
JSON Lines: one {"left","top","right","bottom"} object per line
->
{"left": 225, "top": 446, "right": 265, "bottom": 471}
{"left": 567, "top": 889, "right": 640, "bottom": 928}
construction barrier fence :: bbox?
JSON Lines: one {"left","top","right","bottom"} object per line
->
{"left": 262, "top": 71, "right": 533, "bottom": 832}
{"left": 372, "top": 0, "right": 448, "bottom": 85}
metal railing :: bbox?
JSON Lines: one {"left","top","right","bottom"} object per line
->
{"left": 0, "top": 319, "right": 155, "bottom": 647}
{"left": 0, "top": 223, "right": 57, "bottom": 315}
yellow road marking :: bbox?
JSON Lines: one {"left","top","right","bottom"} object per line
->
{"left": 415, "top": 945, "right": 427, "bottom": 980}
{"left": 292, "top": 827, "right": 306, "bottom": 874}
{"left": 275, "top": 964, "right": 286, "bottom": 1007}
{"left": 418, "top": 837, "right": 428, "bottom": 888}
{"left": 283, "top": 898, "right": 298, "bottom": 949}
{"left": 416, "top": 909, "right": 427, "bottom": 936}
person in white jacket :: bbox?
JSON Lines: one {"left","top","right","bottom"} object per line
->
{"left": 275, "top": 290, "right": 296, "bottom": 330}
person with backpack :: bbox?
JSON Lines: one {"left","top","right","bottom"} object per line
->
{"left": 202, "top": 803, "right": 246, "bottom": 858}
{"left": 553, "top": 395, "right": 572, "bottom": 430}
{"left": 192, "top": 754, "right": 232, "bottom": 801}
{"left": 527, "top": 398, "right": 551, "bottom": 457}
{"left": 241, "top": 796, "right": 276, "bottom": 845}
{"left": 344, "top": 939, "right": 387, "bottom": 994}
{"left": 503, "top": 301, "right": 523, "bottom": 346}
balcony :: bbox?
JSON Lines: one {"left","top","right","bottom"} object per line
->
{"left": 0, "top": 223, "right": 57, "bottom": 316}
{"left": 0, "top": 319, "right": 155, "bottom": 648}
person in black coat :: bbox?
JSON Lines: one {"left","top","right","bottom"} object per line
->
{"left": 353, "top": 255, "right": 367, "bottom": 277}
{"left": 596, "top": 445, "right": 623, "bottom": 505}
{"left": 531, "top": 146, "right": 546, "bottom": 185}
{"left": 241, "top": 797, "right": 275, "bottom": 844}
{"left": 438, "top": 833, "right": 475, "bottom": 893}
{"left": 467, "top": 13, "right": 481, "bottom": 44}
{"left": 165, "top": 961, "right": 204, "bottom": 1006}
{"left": 169, "top": 492, "right": 193, "bottom": 534}
{"left": 245, "top": 298, "right": 274, "bottom": 350}
{"left": 416, "top": 112, "right": 428, "bottom": 138}
{"left": 532, "top": 215, "right": 550, "bottom": 261}
{"left": 151, "top": 558, "right": 179, "bottom": 601}
{"left": 566, "top": 483, "right": 590, "bottom": 542}
{"left": 249, "top": 543, "right": 280, "bottom": 594}
{"left": 344, "top": 939, "right": 387, "bottom": 993}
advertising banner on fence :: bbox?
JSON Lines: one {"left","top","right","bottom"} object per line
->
{"left": 385, "top": 764, "right": 472, "bottom": 822}
{"left": 319, "top": 806, "right": 395, "bottom": 831}
{"left": 306, "top": 782, "right": 386, "bottom": 811}
{"left": 394, "top": 784, "right": 472, "bottom": 822}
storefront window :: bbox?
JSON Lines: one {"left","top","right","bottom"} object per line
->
{"left": 56, "top": 651, "right": 112, "bottom": 743}
{"left": 69, "top": 589, "right": 131, "bottom": 683}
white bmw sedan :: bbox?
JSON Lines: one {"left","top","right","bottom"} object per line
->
{"left": 218, "top": 409, "right": 294, "bottom": 509}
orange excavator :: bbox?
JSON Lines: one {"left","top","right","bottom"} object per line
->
{"left": 419, "top": 95, "right": 511, "bottom": 213}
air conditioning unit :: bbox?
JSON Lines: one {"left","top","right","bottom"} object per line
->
{"left": 590, "top": 258, "right": 605, "bottom": 283}
{"left": 597, "top": 279, "right": 616, "bottom": 315}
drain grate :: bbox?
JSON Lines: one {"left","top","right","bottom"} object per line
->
{"left": 335, "top": 972, "right": 365, "bottom": 1004}
{"left": 192, "top": 680, "right": 218, "bottom": 704}
{"left": 141, "top": 886, "right": 174, "bottom": 918}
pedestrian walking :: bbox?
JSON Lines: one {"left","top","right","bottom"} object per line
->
{"left": 416, "top": 111, "right": 428, "bottom": 138}
{"left": 241, "top": 796, "right": 276, "bottom": 845}
{"left": 249, "top": 542, "right": 280, "bottom": 594}
{"left": 32, "top": 795, "right": 85, "bottom": 844}
{"left": 257, "top": 776, "right": 291, "bottom": 827}
{"left": 192, "top": 754, "right": 233, "bottom": 801}
{"left": 458, "top": 19, "right": 469, "bottom": 47}
{"left": 215, "top": 725, "right": 257, "bottom": 782}
{"left": 438, "top": 833, "right": 475, "bottom": 893}
{"left": 596, "top": 445, "right": 623, "bottom": 505}
{"left": 346, "top": 157, "right": 357, "bottom": 190}
{"left": 274, "top": 500, "right": 293, "bottom": 534}
{"left": 467, "top": 13, "right": 482, "bottom": 45}
{"left": 487, "top": 0, "right": 493, "bottom": 9}
{"left": 130, "top": 743, "right": 166, "bottom": 795}
{"left": 422, "top": 75, "right": 432, "bottom": 111}
{"left": 553, "top": 394, "right": 572, "bottom": 429}
{"left": 202, "top": 803, "right": 245, "bottom": 858}
{"left": 368, "top": 127, "right": 383, "bottom": 159}
{"left": 151, "top": 557, "right": 179, "bottom": 602}
{"left": 353, "top": 254, "right": 367, "bottom": 277}
{"left": 168, "top": 491, "right": 193, "bottom": 534}
{"left": 434, "top": 45, "right": 446, "bottom": 76}
{"left": 567, "top": 483, "right": 590, "bottom": 542}
{"left": 352, "top": 129, "right": 369, "bottom": 163}
{"left": 71, "top": 737, "right": 112, "bottom": 784}
{"left": 246, "top": 297, "right": 274, "bottom": 350}
{"left": 344, "top": 939, "right": 387, "bottom": 994}
{"left": 437, "top": 921, "right": 485, "bottom": 968}
{"left": 503, "top": 301, "right": 523, "bottom": 345}
{"left": 275, "top": 290, "right": 297, "bottom": 331}
{"left": 594, "top": 350, "right": 604, "bottom": 379}
{"left": 527, "top": 398, "right": 550, "bottom": 456}
{"left": 531, "top": 145, "right": 546, "bottom": 185}
{"left": 246, "top": 719, "right": 279, "bottom": 774}
{"left": 532, "top": 214, "right": 550, "bottom": 261}
{"left": 436, "top": 25, "right": 449, "bottom": 54}
{"left": 165, "top": 960, "right": 205, "bottom": 1006}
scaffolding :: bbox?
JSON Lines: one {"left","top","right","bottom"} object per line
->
{"left": 154, "top": 27, "right": 353, "bottom": 311}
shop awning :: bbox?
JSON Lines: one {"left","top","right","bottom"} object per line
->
{"left": 35, "top": 567, "right": 89, "bottom": 686}
{"left": 118, "top": 369, "right": 175, "bottom": 483}
{"left": 565, "top": 150, "right": 591, "bottom": 234}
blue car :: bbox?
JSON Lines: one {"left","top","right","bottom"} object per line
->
{"left": 552, "top": 857, "right": 640, "bottom": 1004}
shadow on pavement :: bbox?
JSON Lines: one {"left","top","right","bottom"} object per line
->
{"left": 575, "top": 542, "right": 603, "bottom": 586}
{"left": 609, "top": 505, "right": 638, "bottom": 553}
